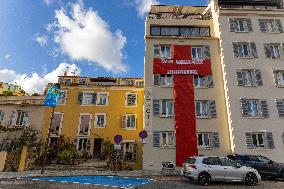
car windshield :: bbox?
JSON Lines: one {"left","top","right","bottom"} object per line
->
{"left": 220, "top": 158, "right": 238, "bottom": 167}
{"left": 257, "top": 156, "right": 272, "bottom": 163}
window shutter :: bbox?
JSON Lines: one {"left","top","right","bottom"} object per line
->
{"left": 0, "top": 111, "right": 5, "bottom": 124}
{"left": 153, "top": 131, "right": 160, "bottom": 147}
{"left": 260, "top": 100, "right": 269, "bottom": 118}
{"left": 236, "top": 70, "right": 244, "bottom": 86}
{"left": 9, "top": 111, "right": 17, "bottom": 127}
{"left": 87, "top": 139, "right": 91, "bottom": 150}
{"left": 153, "top": 44, "right": 160, "bottom": 58}
{"left": 273, "top": 70, "right": 279, "bottom": 87}
{"left": 276, "top": 19, "right": 283, "bottom": 33}
{"left": 78, "top": 92, "right": 83, "bottom": 104}
{"left": 206, "top": 75, "right": 214, "bottom": 88}
{"left": 259, "top": 20, "right": 267, "bottom": 32}
{"left": 203, "top": 45, "right": 211, "bottom": 59}
{"left": 153, "top": 74, "right": 160, "bottom": 86}
{"left": 232, "top": 42, "right": 240, "bottom": 57}
{"left": 209, "top": 100, "right": 217, "bottom": 118}
{"left": 250, "top": 42, "right": 258, "bottom": 58}
{"left": 254, "top": 69, "right": 263, "bottom": 86}
{"left": 241, "top": 99, "right": 249, "bottom": 117}
{"left": 211, "top": 132, "right": 220, "bottom": 148}
{"left": 245, "top": 133, "right": 254, "bottom": 149}
{"left": 229, "top": 18, "right": 236, "bottom": 32}
{"left": 153, "top": 100, "right": 160, "bottom": 116}
{"left": 266, "top": 132, "right": 275, "bottom": 149}
{"left": 276, "top": 99, "right": 284, "bottom": 117}
{"left": 121, "top": 115, "right": 126, "bottom": 128}
{"left": 23, "top": 111, "right": 29, "bottom": 127}
{"left": 91, "top": 93, "right": 97, "bottom": 104}
{"left": 280, "top": 44, "right": 284, "bottom": 59}
{"left": 282, "top": 133, "right": 284, "bottom": 145}
{"left": 246, "top": 18, "right": 253, "bottom": 32}
{"left": 264, "top": 44, "right": 272, "bottom": 58}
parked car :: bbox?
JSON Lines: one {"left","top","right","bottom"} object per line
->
{"left": 181, "top": 156, "right": 261, "bottom": 186}
{"left": 228, "top": 154, "right": 284, "bottom": 180}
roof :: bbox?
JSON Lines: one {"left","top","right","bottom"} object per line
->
{"left": 218, "top": 0, "right": 283, "bottom": 8}
{"left": 149, "top": 5, "right": 207, "bottom": 14}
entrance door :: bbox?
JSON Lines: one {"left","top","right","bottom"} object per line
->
{"left": 93, "top": 138, "right": 102, "bottom": 159}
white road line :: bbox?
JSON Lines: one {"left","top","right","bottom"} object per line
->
{"left": 84, "top": 183, "right": 91, "bottom": 185}
{"left": 49, "top": 180, "right": 55, "bottom": 182}
{"left": 32, "top": 179, "right": 39, "bottom": 181}
{"left": 72, "top": 182, "right": 79, "bottom": 184}
{"left": 60, "top": 181, "right": 67, "bottom": 183}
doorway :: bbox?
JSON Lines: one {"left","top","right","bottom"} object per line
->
{"left": 93, "top": 138, "right": 102, "bottom": 159}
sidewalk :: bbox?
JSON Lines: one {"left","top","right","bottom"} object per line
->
{"left": 0, "top": 170, "right": 180, "bottom": 179}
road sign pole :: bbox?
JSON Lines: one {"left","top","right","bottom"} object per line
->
{"left": 41, "top": 106, "right": 55, "bottom": 174}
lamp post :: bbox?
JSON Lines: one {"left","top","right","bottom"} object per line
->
{"left": 41, "top": 83, "right": 60, "bottom": 174}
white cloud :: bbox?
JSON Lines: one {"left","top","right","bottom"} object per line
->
{"left": 134, "top": 0, "right": 159, "bottom": 17}
{"left": 5, "top": 54, "right": 11, "bottom": 59}
{"left": 0, "top": 63, "right": 80, "bottom": 94}
{"left": 34, "top": 34, "right": 48, "bottom": 47}
{"left": 43, "top": 0, "right": 53, "bottom": 6}
{"left": 50, "top": 2, "right": 128, "bottom": 73}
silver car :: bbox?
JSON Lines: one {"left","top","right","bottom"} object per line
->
{"left": 181, "top": 156, "right": 261, "bottom": 186}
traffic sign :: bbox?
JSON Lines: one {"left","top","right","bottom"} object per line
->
{"left": 114, "top": 135, "right": 123, "bottom": 144}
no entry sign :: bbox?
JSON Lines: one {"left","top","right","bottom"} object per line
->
{"left": 114, "top": 135, "right": 123, "bottom": 144}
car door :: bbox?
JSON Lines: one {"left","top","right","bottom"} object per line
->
{"left": 202, "top": 157, "right": 224, "bottom": 181}
{"left": 219, "top": 157, "right": 243, "bottom": 181}
{"left": 257, "top": 156, "right": 280, "bottom": 177}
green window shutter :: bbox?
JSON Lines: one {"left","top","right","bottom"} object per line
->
{"left": 276, "top": 99, "right": 284, "bottom": 117}
{"left": 212, "top": 132, "right": 220, "bottom": 148}
{"left": 245, "top": 133, "right": 254, "bottom": 149}
{"left": 264, "top": 44, "right": 272, "bottom": 58}
{"left": 232, "top": 42, "right": 240, "bottom": 57}
{"left": 209, "top": 100, "right": 217, "bottom": 118}
{"left": 254, "top": 69, "right": 263, "bottom": 86}
{"left": 246, "top": 18, "right": 253, "bottom": 32}
{"left": 259, "top": 20, "right": 267, "bottom": 32}
{"left": 241, "top": 99, "right": 249, "bottom": 117}
{"left": 236, "top": 70, "right": 244, "bottom": 86}
{"left": 266, "top": 132, "right": 275, "bottom": 149}
{"left": 250, "top": 42, "right": 258, "bottom": 58}
{"left": 78, "top": 92, "right": 83, "bottom": 104}
{"left": 203, "top": 45, "right": 211, "bottom": 59}
{"left": 153, "top": 100, "right": 160, "bottom": 116}
{"left": 153, "top": 131, "right": 160, "bottom": 147}
{"left": 229, "top": 18, "right": 236, "bottom": 32}
{"left": 260, "top": 100, "right": 269, "bottom": 118}
{"left": 91, "top": 93, "right": 97, "bottom": 104}
{"left": 276, "top": 19, "right": 283, "bottom": 33}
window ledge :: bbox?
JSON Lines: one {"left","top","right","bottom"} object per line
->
{"left": 249, "top": 147, "right": 270, "bottom": 151}
{"left": 160, "top": 146, "right": 176, "bottom": 149}
{"left": 194, "top": 86, "right": 209, "bottom": 89}
{"left": 94, "top": 126, "right": 106, "bottom": 129}
{"left": 160, "top": 116, "right": 174, "bottom": 118}
{"left": 244, "top": 116, "right": 267, "bottom": 119}
{"left": 237, "top": 57, "right": 255, "bottom": 59}
{"left": 96, "top": 104, "right": 108, "bottom": 106}
{"left": 198, "top": 147, "right": 214, "bottom": 150}
{"left": 196, "top": 116, "right": 211, "bottom": 119}
{"left": 234, "top": 31, "right": 250, "bottom": 33}
{"left": 159, "top": 85, "right": 173, "bottom": 88}
{"left": 124, "top": 128, "right": 136, "bottom": 130}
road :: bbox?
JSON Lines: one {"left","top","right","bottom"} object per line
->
{"left": 0, "top": 176, "right": 284, "bottom": 189}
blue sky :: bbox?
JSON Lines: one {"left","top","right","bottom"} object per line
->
{"left": 0, "top": 0, "right": 208, "bottom": 93}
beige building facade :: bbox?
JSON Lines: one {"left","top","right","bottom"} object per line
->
{"left": 143, "top": 0, "right": 284, "bottom": 170}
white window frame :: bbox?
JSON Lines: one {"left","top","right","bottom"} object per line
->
{"left": 195, "top": 101, "right": 209, "bottom": 118}
{"left": 242, "top": 70, "right": 255, "bottom": 86}
{"left": 198, "top": 132, "right": 211, "bottom": 148}
{"left": 125, "top": 114, "right": 136, "bottom": 129}
{"left": 160, "top": 74, "right": 173, "bottom": 87}
{"left": 251, "top": 132, "right": 265, "bottom": 148}
{"left": 96, "top": 92, "right": 109, "bottom": 106}
{"left": 82, "top": 92, "right": 94, "bottom": 105}
{"left": 235, "top": 19, "right": 247, "bottom": 32}
{"left": 121, "top": 141, "right": 137, "bottom": 162}
{"left": 270, "top": 45, "right": 281, "bottom": 59}
{"left": 247, "top": 99, "right": 260, "bottom": 117}
{"left": 276, "top": 71, "right": 284, "bottom": 86}
{"left": 77, "top": 113, "right": 92, "bottom": 136}
{"left": 50, "top": 112, "right": 63, "bottom": 137}
{"left": 94, "top": 113, "right": 106, "bottom": 128}
{"left": 194, "top": 75, "right": 207, "bottom": 87}
{"left": 126, "top": 93, "right": 138, "bottom": 107}
{"left": 15, "top": 110, "right": 27, "bottom": 126}
{"left": 160, "top": 131, "right": 175, "bottom": 147}
{"left": 57, "top": 90, "right": 67, "bottom": 105}
{"left": 160, "top": 100, "right": 174, "bottom": 117}
{"left": 192, "top": 47, "right": 203, "bottom": 60}
{"left": 238, "top": 43, "right": 251, "bottom": 58}
{"left": 77, "top": 137, "right": 89, "bottom": 152}
{"left": 160, "top": 45, "right": 172, "bottom": 59}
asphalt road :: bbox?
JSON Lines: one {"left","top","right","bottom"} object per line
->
{"left": 0, "top": 176, "right": 284, "bottom": 189}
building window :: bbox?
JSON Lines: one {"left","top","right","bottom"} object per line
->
{"left": 161, "top": 100, "right": 173, "bottom": 117}
{"left": 49, "top": 137, "right": 59, "bottom": 147}
{"left": 78, "top": 78, "right": 87, "bottom": 84}
{"left": 78, "top": 114, "right": 91, "bottom": 136}
{"left": 15, "top": 111, "right": 29, "bottom": 126}
{"left": 229, "top": 18, "right": 252, "bottom": 32}
{"left": 194, "top": 75, "right": 214, "bottom": 88}
{"left": 77, "top": 138, "right": 89, "bottom": 152}
{"left": 82, "top": 92, "right": 94, "bottom": 105}
{"left": 160, "top": 132, "right": 174, "bottom": 147}
{"left": 195, "top": 100, "right": 217, "bottom": 118}
{"left": 57, "top": 90, "right": 67, "bottom": 105}
{"left": 122, "top": 114, "right": 136, "bottom": 129}
{"left": 264, "top": 43, "right": 284, "bottom": 59}
{"left": 153, "top": 74, "right": 173, "bottom": 87}
{"left": 274, "top": 70, "right": 284, "bottom": 87}
{"left": 150, "top": 26, "right": 210, "bottom": 37}
{"left": 126, "top": 93, "right": 137, "bottom": 106}
{"left": 50, "top": 113, "right": 63, "bottom": 136}
{"left": 259, "top": 19, "right": 283, "bottom": 33}
{"left": 121, "top": 142, "right": 137, "bottom": 162}
{"left": 198, "top": 133, "right": 211, "bottom": 148}
{"left": 233, "top": 42, "right": 257, "bottom": 58}
{"left": 246, "top": 132, "right": 274, "bottom": 149}
{"left": 276, "top": 99, "right": 284, "bottom": 117}
{"left": 159, "top": 46, "right": 171, "bottom": 59}
{"left": 95, "top": 113, "right": 106, "bottom": 128}
{"left": 252, "top": 133, "right": 265, "bottom": 148}
{"left": 236, "top": 69, "right": 262, "bottom": 86}
{"left": 241, "top": 99, "right": 269, "bottom": 118}
{"left": 97, "top": 93, "right": 108, "bottom": 106}
{"left": 192, "top": 47, "right": 203, "bottom": 60}
{"left": 0, "top": 110, "right": 4, "bottom": 125}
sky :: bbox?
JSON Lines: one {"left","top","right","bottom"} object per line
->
{"left": 0, "top": 0, "right": 208, "bottom": 94}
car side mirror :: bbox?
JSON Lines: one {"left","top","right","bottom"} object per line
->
{"left": 236, "top": 164, "right": 242, "bottom": 168}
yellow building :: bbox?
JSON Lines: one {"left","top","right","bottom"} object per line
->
{"left": 42, "top": 75, "right": 144, "bottom": 169}
{"left": 0, "top": 82, "right": 25, "bottom": 96}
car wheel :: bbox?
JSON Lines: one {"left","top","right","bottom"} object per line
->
{"left": 198, "top": 172, "right": 211, "bottom": 186}
{"left": 245, "top": 172, "right": 258, "bottom": 186}
{"left": 281, "top": 171, "right": 284, "bottom": 180}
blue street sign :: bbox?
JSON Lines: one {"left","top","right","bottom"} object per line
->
{"left": 44, "top": 84, "right": 61, "bottom": 107}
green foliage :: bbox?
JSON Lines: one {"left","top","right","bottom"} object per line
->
{"left": 9, "top": 128, "right": 39, "bottom": 152}
{"left": 1, "top": 90, "right": 13, "bottom": 96}
{"left": 101, "top": 138, "right": 115, "bottom": 160}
